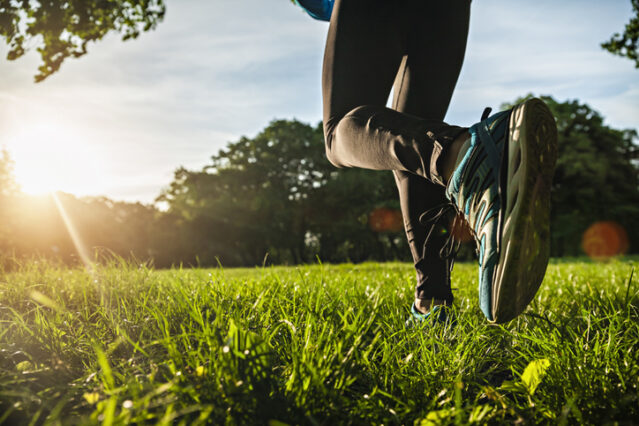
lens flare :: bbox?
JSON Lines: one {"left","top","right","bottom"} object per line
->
{"left": 582, "top": 221, "right": 629, "bottom": 260}
{"left": 52, "top": 192, "right": 94, "bottom": 271}
{"left": 369, "top": 208, "right": 403, "bottom": 233}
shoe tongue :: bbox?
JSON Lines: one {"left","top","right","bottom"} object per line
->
{"left": 445, "top": 135, "right": 473, "bottom": 199}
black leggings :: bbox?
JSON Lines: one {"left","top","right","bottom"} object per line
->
{"left": 322, "top": 0, "right": 471, "bottom": 303}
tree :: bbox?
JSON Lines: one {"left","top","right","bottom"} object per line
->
{"left": 0, "top": 0, "right": 165, "bottom": 82}
{"left": 0, "top": 149, "right": 20, "bottom": 254}
{"left": 306, "top": 167, "right": 405, "bottom": 263}
{"left": 0, "top": 190, "right": 171, "bottom": 267}
{"left": 159, "top": 119, "right": 409, "bottom": 266}
{"left": 159, "top": 120, "right": 329, "bottom": 265}
{"left": 0, "top": 148, "right": 19, "bottom": 196}
{"left": 505, "top": 95, "right": 639, "bottom": 256}
{"left": 551, "top": 97, "right": 638, "bottom": 256}
{"left": 602, "top": 0, "right": 639, "bottom": 67}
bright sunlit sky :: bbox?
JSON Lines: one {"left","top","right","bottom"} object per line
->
{"left": 0, "top": 0, "right": 637, "bottom": 203}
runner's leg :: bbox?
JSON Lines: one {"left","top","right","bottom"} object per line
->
{"left": 391, "top": 0, "right": 470, "bottom": 308}
{"left": 322, "top": 0, "right": 466, "bottom": 182}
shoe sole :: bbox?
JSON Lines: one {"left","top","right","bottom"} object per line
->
{"left": 491, "top": 98, "right": 558, "bottom": 323}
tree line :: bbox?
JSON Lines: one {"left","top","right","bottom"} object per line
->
{"left": 1, "top": 96, "right": 637, "bottom": 268}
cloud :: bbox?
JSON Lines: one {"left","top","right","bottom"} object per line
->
{"left": 1, "top": 0, "right": 636, "bottom": 203}
{"left": 447, "top": 0, "right": 639, "bottom": 127}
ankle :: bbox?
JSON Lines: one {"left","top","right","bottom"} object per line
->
{"left": 440, "top": 131, "right": 470, "bottom": 184}
{"left": 414, "top": 298, "right": 448, "bottom": 314}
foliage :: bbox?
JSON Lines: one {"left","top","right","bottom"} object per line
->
{"left": 0, "top": 149, "right": 19, "bottom": 254}
{"left": 602, "top": 0, "right": 639, "bottom": 67}
{"left": 0, "top": 259, "right": 638, "bottom": 423}
{"left": 547, "top": 96, "right": 639, "bottom": 256}
{"left": 0, "top": 192, "right": 169, "bottom": 268}
{"left": 1, "top": 96, "right": 638, "bottom": 267}
{"left": 0, "top": 0, "right": 165, "bottom": 82}
{"left": 0, "top": 147, "right": 18, "bottom": 196}
{"left": 504, "top": 95, "right": 639, "bottom": 257}
{"left": 158, "top": 119, "right": 407, "bottom": 266}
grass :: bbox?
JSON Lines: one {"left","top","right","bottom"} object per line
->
{"left": 0, "top": 258, "right": 638, "bottom": 425}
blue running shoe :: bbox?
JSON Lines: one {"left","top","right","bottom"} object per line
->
{"left": 446, "top": 98, "right": 557, "bottom": 323}
{"left": 405, "top": 303, "right": 450, "bottom": 328}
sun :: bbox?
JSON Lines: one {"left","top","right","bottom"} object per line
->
{"left": 7, "top": 120, "right": 105, "bottom": 196}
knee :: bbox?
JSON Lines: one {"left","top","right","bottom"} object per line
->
{"left": 324, "top": 106, "right": 372, "bottom": 168}
{"left": 323, "top": 119, "right": 340, "bottom": 168}
{"left": 324, "top": 144, "right": 342, "bottom": 168}
{"left": 324, "top": 116, "right": 347, "bottom": 168}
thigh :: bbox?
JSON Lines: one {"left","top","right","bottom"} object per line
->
{"left": 391, "top": 0, "right": 471, "bottom": 214}
{"left": 391, "top": 0, "right": 470, "bottom": 266}
{"left": 322, "top": 0, "right": 405, "bottom": 141}
{"left": 392, "top": 0, "right": 471, "bottom": 120}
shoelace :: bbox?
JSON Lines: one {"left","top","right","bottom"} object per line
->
{"left": 419, "top": 204, "right": 470, "bottom": 260}
{"left": 418, "top": 106, "right": 493, "bottom": 261}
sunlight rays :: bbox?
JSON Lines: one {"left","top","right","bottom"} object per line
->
{"left": 52, "top": 192, "right": 94, "bottom": 271}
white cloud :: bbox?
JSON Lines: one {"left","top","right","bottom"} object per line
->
{"left": 447, "top": 0, "right": 639, "bottom": 128}
{"left": 1, "top": 0, "right": 636, "bottom": 203}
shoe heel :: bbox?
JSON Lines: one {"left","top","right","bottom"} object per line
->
{"left": 492, "top": 98, "right": 558, "bottom": 323}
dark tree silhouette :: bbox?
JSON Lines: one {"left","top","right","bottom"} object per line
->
{"left": 158, "top": 119, "right": 407, "bottom": 266}
{"left": 1, "top": 99, "right": 637, "bottom": 266}
{"left": 0, "top": 148, "right": 19, "bottom": 196}
{"left": 505, "top": 95, "right": 639, "bottom": 256}
{"left": 0, "top": 149, "right": 20, "bottom": 254}
{"left": 602, "top": 0, "right": 639, "bottom": 67}
{"left": 0, "top": 0, "right": 165, "bottom": 81}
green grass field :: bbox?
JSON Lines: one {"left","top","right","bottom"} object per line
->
{"left": 1, "top": 258, "right": 638, "bottom": 425}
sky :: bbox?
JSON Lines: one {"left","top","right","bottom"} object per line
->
{"left": 0, "top": 0, "right": 637, "bottom": 204}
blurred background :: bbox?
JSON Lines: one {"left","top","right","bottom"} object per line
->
{"left": 0, "top": 0, "right": 637, "bottom": 267}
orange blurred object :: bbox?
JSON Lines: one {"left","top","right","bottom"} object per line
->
{"left": 369, "top": 207, "right": 403, "bottom": 232}
{"left": 581, "top": 221, "right": 629, "bottom": 260}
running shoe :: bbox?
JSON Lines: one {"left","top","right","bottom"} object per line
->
{"left": 405, "top": 303, "right": 449, "bottom": 328}
{"left": 446, "top": 98, "right": 558, "bottom": 323}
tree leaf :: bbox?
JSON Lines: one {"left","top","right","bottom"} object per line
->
{"left": 521, "top": 358, "right": 551, "bottom": 395}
